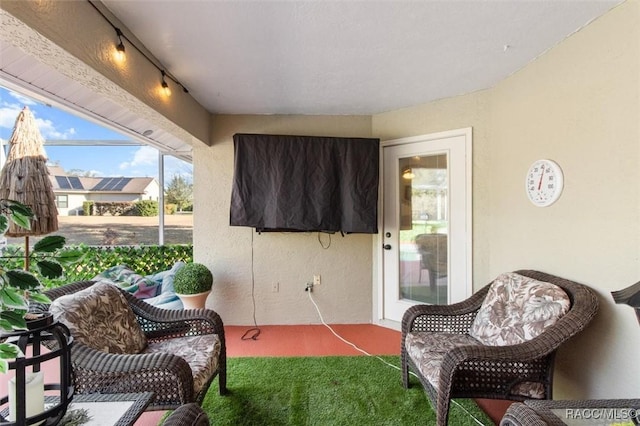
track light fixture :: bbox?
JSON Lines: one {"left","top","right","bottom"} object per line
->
{"left": 161, "top": 71, "right": 171, "bottom": 96}
{"left": 88, "top": 0, "right": 189, "bottom": 96}
{"left": 114, "top": 27, "right": 126, "bottom": 62}
{"left": 402, "top": 167, "right": 415, "bottom": 180}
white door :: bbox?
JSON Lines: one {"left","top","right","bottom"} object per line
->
{"left": 380, "top": 129, "right": 472, "bottom": 322}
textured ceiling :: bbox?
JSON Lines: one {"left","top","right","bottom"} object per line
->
{"left": 0, "top": 1, "right": 623, "bottom": 159}
{"left": 102, "top": 0, "right": 622, "bottom": 115}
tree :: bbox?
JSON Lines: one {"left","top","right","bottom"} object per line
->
{"left": 67, "top": 168, "right": 98, "bottom": 177}
{"left": 165, "top": 174, "right": 193, "bottom": 212}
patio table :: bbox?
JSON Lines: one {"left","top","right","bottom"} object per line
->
{"left": 1, "top": 392, "right": 154, "bottom": 426}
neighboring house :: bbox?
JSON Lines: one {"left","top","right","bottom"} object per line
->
{"left": 48, "top": 166, "right": 160, "bottom": 216}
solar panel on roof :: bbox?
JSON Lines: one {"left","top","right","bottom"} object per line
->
{"left": 113, "top": 178, "right": 131, "bottom": 191}
{"left": 56, "top": 176, "right": 71, "bottom": 189}
{"left": 93, "top": 178, "right": 111, "bottom": 191}
{"left": 92, "top": 177, "right": 132, "bottom": 191}
{"left": 68, "top": 176, "right": 83, "bottom": 190}
{"left": 104, "top": 178, "right": 120, "bottom": 191}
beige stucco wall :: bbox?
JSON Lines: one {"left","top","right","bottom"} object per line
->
{"left": 488, "top": 0, "right": 639, "bottom": 400}
{"left": 195, "top": 115, "right": 376, "bottom": 325}
{"left": 373, "top": 0, "right": 640, "bottom": 399}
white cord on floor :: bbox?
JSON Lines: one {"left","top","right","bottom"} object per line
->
{"left": 307, "top": 290, "right": 487, "bottom": 426}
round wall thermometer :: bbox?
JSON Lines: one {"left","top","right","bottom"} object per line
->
{"left": 525, "top": 159, "right": 564, "bottom": 207}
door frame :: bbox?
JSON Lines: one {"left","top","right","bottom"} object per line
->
{"left": 374, "top": 127, "right": 473, "bottom": 326}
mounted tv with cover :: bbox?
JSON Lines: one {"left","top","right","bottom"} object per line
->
{"left": 230, "top": 133, "right": 379, "bottom": 234}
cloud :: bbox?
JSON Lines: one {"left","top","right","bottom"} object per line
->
{"left": 8, "top": 91, "right": 37, "bottom": 106}
{"left": 118, "top": 147, "right": 193, "bottom": 181}
{"left": 0, "top": 91, "right": 76, "bottom": 139}
{"left": 35, "top": 117, "right": 76, "bottom": 140}
{"left": 0, "top": 104, "right": 23, "bottom": 130}
{"left": 165, "top": 156, "right": 193, "bottom": 181}
{"left": 119, "top": 146, "right": 157, "bottom": 170}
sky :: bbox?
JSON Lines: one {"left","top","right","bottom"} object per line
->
{"left": 0, "top": 85, "right": 192, "bottom": 183}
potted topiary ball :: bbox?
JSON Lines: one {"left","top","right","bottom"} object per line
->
{"left": 173, "top": 263, "right": 213, "bottom": 309}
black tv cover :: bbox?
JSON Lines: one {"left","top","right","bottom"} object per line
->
{"left": 230, "top": 133, "right": 379, "bottom": 233}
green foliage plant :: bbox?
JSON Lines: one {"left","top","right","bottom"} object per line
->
{"left": 134, "top": 200, "right": 159, "bottom": 216}
{"left": 93, "top": 201, "right": 135, "bottom": 216}
{"left": 174, "top": 262, "right": 213, "bottom": 295}
{"left": 82, "top": 201, "right": 94, "bottom": 216}
{"left": 165, "top": 174, "right": 193, "bottom": 212}
{"left": 0, "top": 199, "right": 84, "bottom": 372}
{"left": 1, "top": 244, "right": 194, "bottom": 288}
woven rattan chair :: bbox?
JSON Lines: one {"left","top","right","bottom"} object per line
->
{"left": 414, "top": 233, "right": 447, "bottom": 291}
{"left": 163, "top": 403, "right": 210, "bottom": 426}
{"left": 401, "top": 270, "right": 599, "bottom": 426}
{"left": 500, "top": 399, "right": 640, "bottom": 426}
{"left": 43, "top": 280, "right": 227, "bottom": 410}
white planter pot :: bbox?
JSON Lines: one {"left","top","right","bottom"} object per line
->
{"left": 176, "top": 291, "right": 210, "bottom": 309}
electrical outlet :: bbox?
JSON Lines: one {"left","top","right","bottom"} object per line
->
{"left": 272, "top": 282, "right": 279, "bottom": 292}
{"left": 313, "top": 274, "right": 321, "bottom": 286}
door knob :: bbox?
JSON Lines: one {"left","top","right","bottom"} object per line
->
{"left": 383, "top": 244, "right": 392, "bottom": 250}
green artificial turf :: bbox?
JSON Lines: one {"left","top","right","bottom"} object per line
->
{"left": 200, "top": 356, "right": 494, "bottom": 426}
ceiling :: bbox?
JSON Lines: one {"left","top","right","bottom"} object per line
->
{"left": 101, "top": 0, "right": 622, "bottom": 116}
{"left": 0, "top": 1, "right": 623, "bottom": 160}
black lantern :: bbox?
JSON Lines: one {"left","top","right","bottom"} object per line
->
{"left": 611, "top": 280, "right": 640, "bottom": 325}
{"left": 0, "top": 315, "right": 73, "bottom": 425}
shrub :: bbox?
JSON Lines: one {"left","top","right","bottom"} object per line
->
{"left": 93, "top": 201, "right": 135, "bottom": 216}
{"left": 82, "top": 201, "right": 94, "bottom": 216}
{"left": 173, "top": 263, "right": 213, "bottom": 294}
{"left": 135, "top": 200, "right": 159, "bottom": 216}
{"left": 164, "top": 203, "right": 177, "bottom": 215}
{"left": 6, "top": 244, "right": 195, "bottom": 288}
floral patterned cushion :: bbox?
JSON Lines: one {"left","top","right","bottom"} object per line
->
{"left": 145, "top": 334, "right": 221, "bottom": 394}
{"left": 469, "top": 272, "right": 571, "bottom": 346}
{"left": 49, "top": 281, "right": 148, "bottom": 354}
{"left": 405, "top": 332, "right": 481, "bottom": 387}
{"left": 405, "top": 331, "right": 546, "bottom": 398}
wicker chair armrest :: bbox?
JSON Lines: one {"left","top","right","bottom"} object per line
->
{"left": 71, "top": 342, "right": 194, "bottom": 407}
{"left": 500, "top": 402, "right": 547, "bottom": 426}
{"left": 72, "top": 341, "right": 192, "bottom": 376}
{"left": 163, "top": 403, "right": 210, "bottom": 426}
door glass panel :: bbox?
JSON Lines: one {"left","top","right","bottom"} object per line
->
{"left": 398, "top": 154, "right": 448, "bottom": 305}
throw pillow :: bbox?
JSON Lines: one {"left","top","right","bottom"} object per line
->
{"left": 469, "top": 272, "right": 571, "bottom": 346}
{"left": 93, "top": 264, "right": 159, "bottom": 299}
{"left": 49, "top": 281, "right": 147, "bottom": 354}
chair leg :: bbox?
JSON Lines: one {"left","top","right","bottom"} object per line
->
{"left": 436, "top": 395, "right": 452, "bottom": 426}
{"left": 401, "top": 352, "right": 410, "bottom": 388}
{"left": 428, "top": 269, "right": 437, "bottom": 292}
{"left": 218, "top": 357, "right": 228, "bottom": 395}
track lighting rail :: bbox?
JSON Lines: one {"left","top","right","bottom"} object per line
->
{"left": 87, "top": 0, "right": 188, "bottom": 95}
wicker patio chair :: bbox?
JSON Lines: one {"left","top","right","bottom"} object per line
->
{"left": 163, "top": 403, "right": 210, "bottom": 426}
{"left": 43, "top": 280, "right": 227, "bottom": 410}
{"left": 500, "top": 399, "right": 640, "bottom": 426}
{"left": 401, "top": 270, "right": 599, "bottom": 426}
{"left": 414, "top": 233, "right": 447, "bottom": 291}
